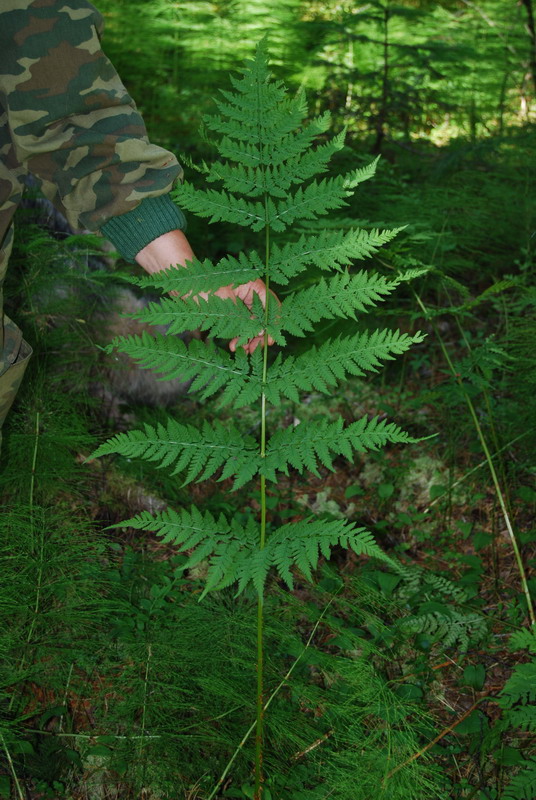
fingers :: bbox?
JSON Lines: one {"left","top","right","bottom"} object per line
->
{"left": 178, "top": 279, "right": 278, "bottom": 354}
{"left": 229, "top": 332, "right": 275, "bottom": 354}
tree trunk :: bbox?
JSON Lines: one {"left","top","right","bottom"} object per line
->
{"left": 520, "top": 0, "right": 536, "bottom": 96}
{"left": 373, "top": 4, "right": 390, "bottom": 153}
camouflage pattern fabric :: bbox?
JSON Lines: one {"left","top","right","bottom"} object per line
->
{"left": 0, "top": 318, "right": 33, "bottom": 446}
{"left": 0, "top": 0, "right": 183, "bottom": 441}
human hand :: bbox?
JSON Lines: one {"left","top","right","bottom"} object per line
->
{"left": 135, "top": 230, "right": 278, "bottom": 353}
{"left": 209, "top": 279, "right": 278, "bottom": 355}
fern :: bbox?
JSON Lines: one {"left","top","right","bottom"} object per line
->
{"left": 263, "top": 416, "right": 418, "bottom": 481}
{"left": 93, "top": 41, "right": 425, "bottom": 794}
{"left": 122, "top": 508, "right": 394, "bottom": 598}
{"left": 267, "top": 329, "right": 425, "bottom": 402}
{"left": 129, "top": 253, "right": 261, "bottom": 294}
{"left": 502, "top": 758, "right": 536, "bottom": 800}
{"left": 500, "top": 662, "right": 536, "bottom": 708}
{"left": 509, "top": 629, "right": 536, "bottom": 653}
{"left": 92, "top": 418, "right": 260, "bottom": 489}
{"left": 94, "top": 37, "right": 422, "bottom": 601}
{"left": 399, "top": 609, "right": 486, "bottom": 652}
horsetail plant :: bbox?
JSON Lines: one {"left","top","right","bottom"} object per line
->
{"left": 92, "top": 41, "right": 425, "bottom": 798}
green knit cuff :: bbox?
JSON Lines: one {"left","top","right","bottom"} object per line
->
{"left": 100, "top": 194, "right": 187, "bottom": 262}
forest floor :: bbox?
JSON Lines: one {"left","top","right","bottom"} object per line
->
{"left": 0, "top": 135, "right": 535, "bottom": 799}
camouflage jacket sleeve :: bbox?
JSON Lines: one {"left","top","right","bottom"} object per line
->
{"left": 0, "top": 0, "right": 186, "bottom": 259}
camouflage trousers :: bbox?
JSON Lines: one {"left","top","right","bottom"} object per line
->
{"left": 0, "top": 233, "right": 33, "bottom": 452}
{"left": 0, "top": 123, "right": 33, "bottom": 452}
{"left": 0, "top": 309, "right": 32, "bottom": 448}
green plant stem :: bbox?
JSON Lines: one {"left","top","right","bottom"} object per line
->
{"left": 29, "top": 410, "right": 40, "bottom": 509}
{"left": 207, "top": 596, "right": 336, "bottom": 800}
{"left": 139, "top": 643, "right": 152, "bottom": 769}
{"left": 451, "top": 312, "right": 512, "bottom": 514}
{"left": 255, "top": 203, "right": 271, "bottom": 800}
{"left": 414, "top": 291, "right": 536, "bottom": 628}
{"left": 8, "top": 417, "right": 43, "bottom": 714}
{"left": 1, "top": 735, "right": 25, "bottom": 800}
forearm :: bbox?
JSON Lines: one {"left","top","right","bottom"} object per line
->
{"left": 135, "top": 229, "right": 194, "bottom": 274}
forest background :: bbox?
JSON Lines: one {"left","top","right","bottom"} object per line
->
{"left": 1, "top": 0, "right": 536, "bottom": 799}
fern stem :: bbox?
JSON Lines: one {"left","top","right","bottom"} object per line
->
{"left": 414, "top": 292, "right": 536, "bottom": 628}
{"left": 207, "top": 596, "right": 337, "bottom": 800}
{"left": 255, "top": 200, "right": 271, "bottom": 799}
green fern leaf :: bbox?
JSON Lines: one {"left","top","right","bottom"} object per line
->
{"left": 395, "top": 563, "right": 468, "bottom": 604}
{"left": 268, "top": 112, "right": 333, "bottom": 168}
{"left": 500, "top": 662, "right": 536, "bottom": 707}
{"left": 127, "top": 292, "right": 266, "bottom": 343}
{"left": 174, "top": 183, "right": 266, "bottom": 230}
{"left": 508, "top": 705, "right": 536, "bottom": 732}
{"left": 108, "top": 332, "right": 256, "bottom": 405}
{"left": 93, "top": 41, "right": 423, "bottom": 623}
{"left": 129, "top": 253, "right": 261, "bottom": 294}
{"left": 271, "top": 177, "right": 350, "bottom": 230}
{"left": 503, "top": 758, "right": 536, "bottom": 800}
{"left": 279, "top": 271, "right": 401, "bottom": 335}
{"left": 91, "top": 418, "right": 259, "bottom": 489}
{"left": 206, "top": 161, "right": 268, "bottom": 198}
{"left": 121, "top": 506, "right": 231, "bottom": 546}
{"left": 400, "top": 610, "right": 486, "bottom": 651}
{"left": 342, "top": 156, "right": 381, "bottom": 189}
{"left": 268, "top": 519, "right": 395, "bottom": 589}
{"left": 268, "top": 227, "right": 402, "bottom": 283}
{"left": 217, "top": 136, "right": 262, "bottom": 168}
{"left": 509, "top": 630, "right": 536, "bottom": 653}
{"left": 267, "top": 330, "right": 425, "bottom": 403}
{"left": 216, "top": 127, "right": 346, "bottom": 199}
{"left": 263, "top": 416, "right": 417, "bottom": 481}
{"left": 118, "top": 506, "right": 393, "bottom": 597}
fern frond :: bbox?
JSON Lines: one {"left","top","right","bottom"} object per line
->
{"left": 508, "top": 705, "right": 536, "bottom": 732}
{"left": 395, "top": 563, "right": 468, "bottom": 604}
{"left": 271, "top": 177, "right": 350, "bottom": 230}
{"left": 128, "top": 253, "right": 262, "bottom": 295}
{"left": 269, "top": 227, "right": 403, "bottom": 283}
{"left": 173, "top": 183, "right": 266, "bottom": 230}
{"left": 280, "top": 128, "right": 346, "bottom": 184}
{"left": 91, "top": 418, "right": 259, "bottom": 489}
{"left": 217, "top": 136, "right": 262, "bottom": 168}
{"left": 212, "top": 87, "right": 306, "bottom": 149}
{"left": 121, "top": 507, "right": 392, "bottom": 598}
{"left": 267, "top": 330, "right": 425, "bottom": 403}
{"left": 268, "top": 111, "right": 333, "bottom": 168}
{"left": 205, "top": 161, "right": 269, "bottom": 198}
{"left": 503, "top": 759, "right": 536, "bottom": 800}
{"left": 342, "top": 156, "right": 381, "bottom": 190}
{"left": 121, "top": 505, "right": 232, "bottom": 546}
{"left": 280, "top": 272, "right": 401, "bottom": 336}
{"left": 400, "top": 610, "right": 486, "bottom": 651}
{"left": 500, "top": 662, "right": 536, "bottom": 707}
{"left": 128, "top": 292, "right": 265, "bottom": 343}
{"left": 266, "top": 518, "right": 395, "bottom": 588}
{"left": 213, "top": 132, "right": 347, "bottom": 201}
{"left": 509, "top": 629, "right": 536, "bottom": 653}
{"left": 263, "top": 416, "right": 417, "bottom": 481}
{"left": 108, "top": 333, "right": 258, "bottom": 405}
